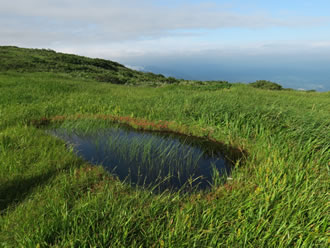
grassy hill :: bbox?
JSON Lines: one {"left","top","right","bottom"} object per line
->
{"left": 0, "top": 46, "right": 176, "bottom": 85}
{"left": 0, "top": 46, "right": 329, "bottom": 247}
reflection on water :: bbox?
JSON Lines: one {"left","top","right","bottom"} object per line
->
{"left": 50, "top": 125, "right": 232, "bottom": 191}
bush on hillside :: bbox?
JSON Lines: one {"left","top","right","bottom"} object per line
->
{"left": 166, "top": 77, "right": 179, "bottom": 84}
{"left": 249, "top": 80, "right": 283, "bottom": 90}
{"left": 177, "top": 80, "right": 232, "bottom": 90}
{"left": 96, "top": 74, "right": 127, "bottom": 84}
{"left": 88, "top": 58, "right": 120, "bottom": 71}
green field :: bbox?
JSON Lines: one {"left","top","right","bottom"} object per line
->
{"left": 0, "top": 46, "right": 329, "bottom": 247}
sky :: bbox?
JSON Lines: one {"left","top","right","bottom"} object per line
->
{"left": 1, "top": 0, "right": 330, "bottom": 91}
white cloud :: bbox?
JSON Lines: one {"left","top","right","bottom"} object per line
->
{"left": 53, "top": 38, "right": 330, "bottom": 62}
{"left": 310, "top": 41, "right": 330, "bottom": 48}
{"left": 125, "top": 65, "right": 145, "bottom": 71}
{"left": 310, "top": 84, "right": 325, "bottom": 89}
{"left": 0, "top": 0, "right": 328, "bottom": 45}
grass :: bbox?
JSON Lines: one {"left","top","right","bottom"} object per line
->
{"left": 0, "top": 47, "right": 329, "bottom": 247}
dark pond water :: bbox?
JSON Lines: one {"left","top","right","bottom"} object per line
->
{"left": 50, "top": 125, "right": 233, "bottom": 191}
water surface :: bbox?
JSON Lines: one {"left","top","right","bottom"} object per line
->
{"left": 51, "top": 125, "right": 233, "bottom": 191}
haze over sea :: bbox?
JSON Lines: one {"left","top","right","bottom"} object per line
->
{"left": 123, "top": 54, "right": 330, "bottom": 92}
{"left": 1, "top": 0, "right": 329, "bottom": 91}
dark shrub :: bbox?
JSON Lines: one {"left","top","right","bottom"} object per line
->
{"left": 89, "top": 59, "right": 119, "bottom": 71}
{"left": 166, "top": 77, "right": 179, "bottom": 84}
{"left": 249, "top": 80, "right": 283, "bottom": 90}
{"left": 96, "top": 74, "right": 127, "bottom": 84}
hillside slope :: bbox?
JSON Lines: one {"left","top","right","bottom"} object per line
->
{"left": 0, "top": 46, "right": 175, "bottom": 85}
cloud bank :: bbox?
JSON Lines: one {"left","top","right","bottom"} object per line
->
{"left": 1, "top": 0, "right": 328, "bottom": 46}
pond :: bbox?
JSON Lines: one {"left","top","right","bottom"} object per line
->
{"left": 50, "top": 124, "right": 234, "bottom": 192}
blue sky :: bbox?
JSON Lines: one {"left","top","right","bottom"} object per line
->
{"left": 1, "top": 0, "right": 330, "bottom": 90}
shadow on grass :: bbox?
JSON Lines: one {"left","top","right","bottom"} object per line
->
{"left": 0, "top": 170, "right": 56, "bottom": 213}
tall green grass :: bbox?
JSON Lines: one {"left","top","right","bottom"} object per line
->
{"left": 0, "top": 71, "right": 329, "bottom": 247}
